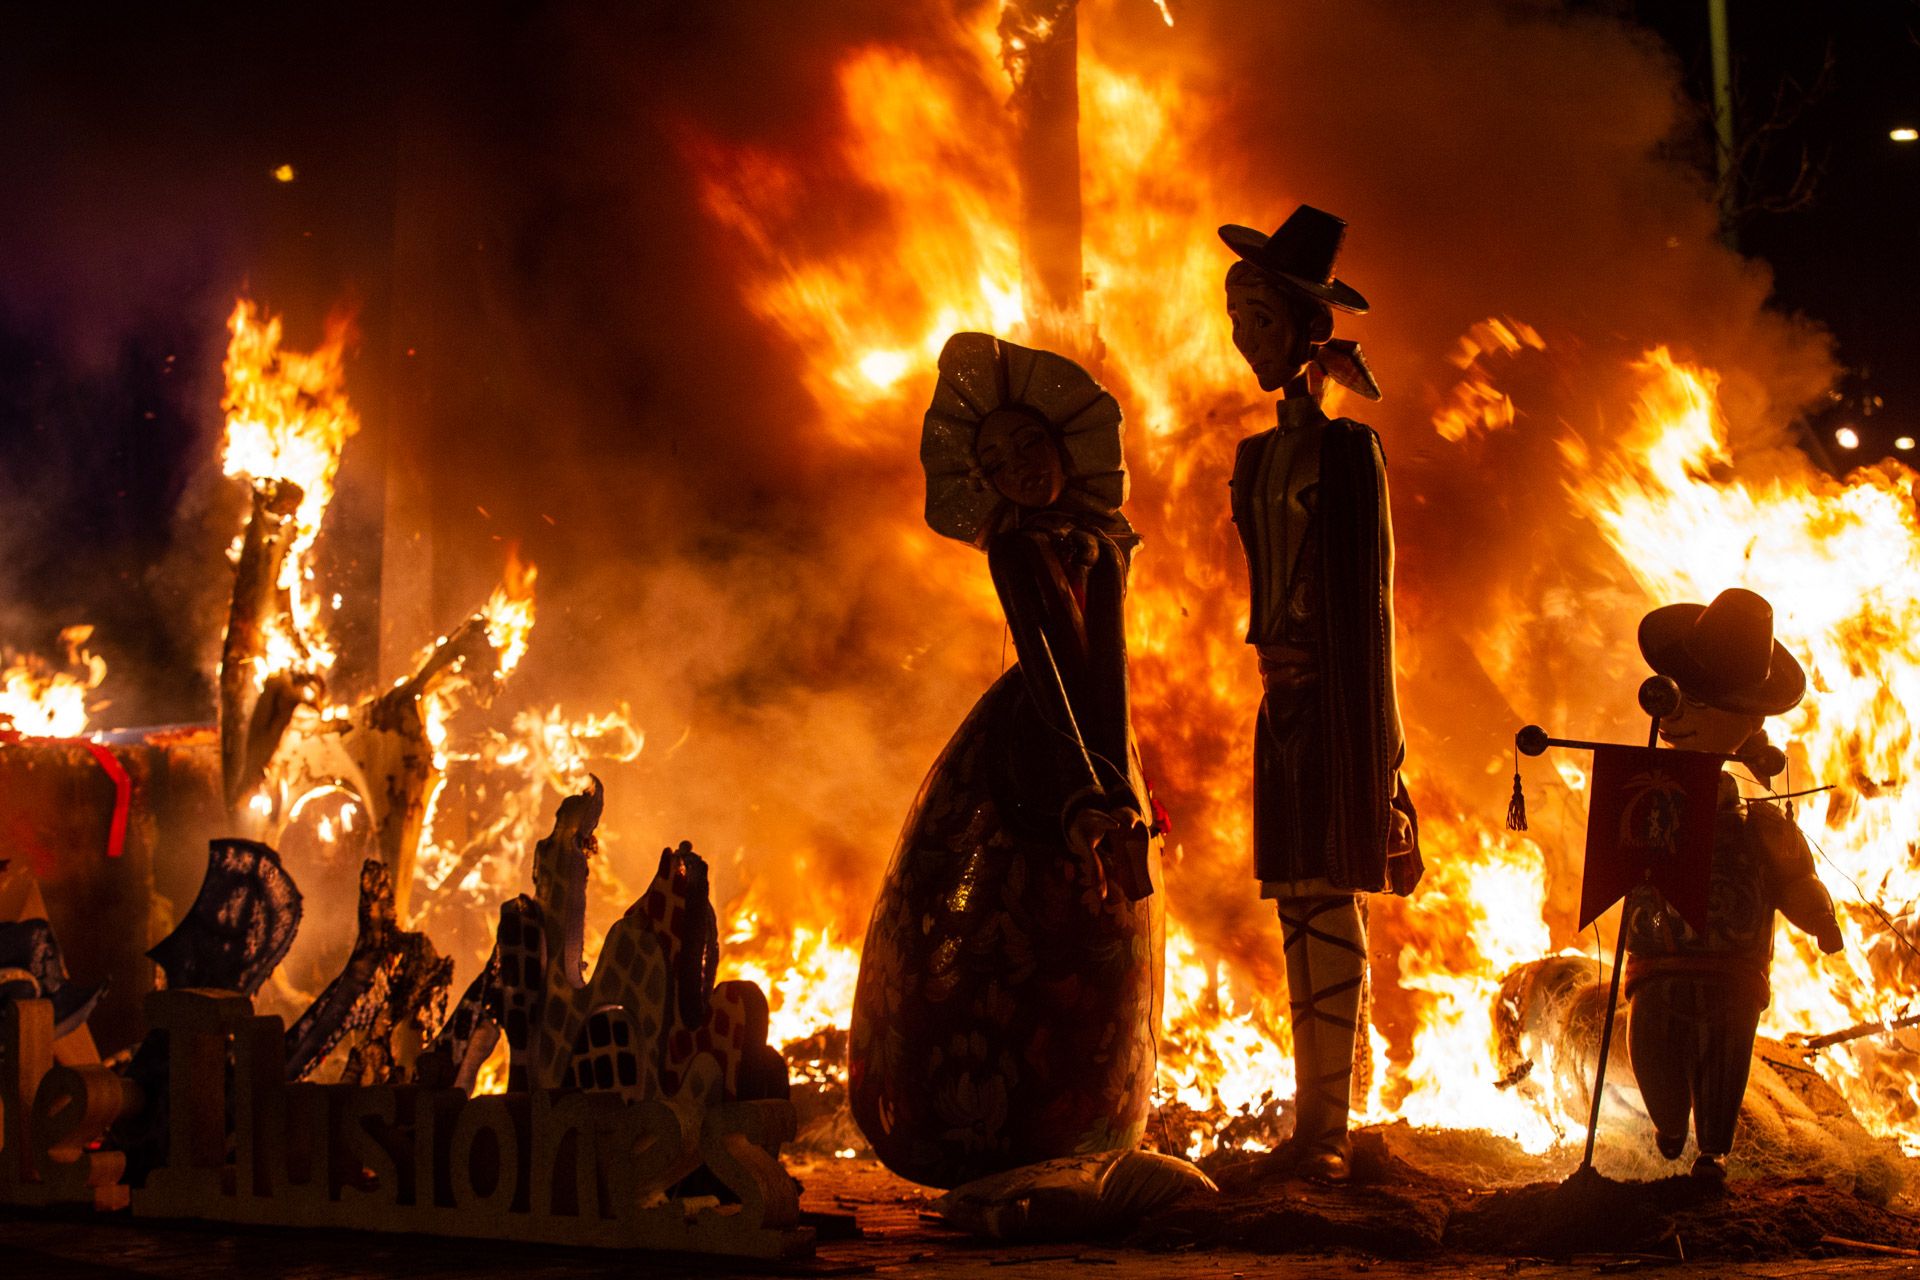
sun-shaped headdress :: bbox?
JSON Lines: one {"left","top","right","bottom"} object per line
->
{"left": 920, "top": 333, "right": 1131, "bottom": 548}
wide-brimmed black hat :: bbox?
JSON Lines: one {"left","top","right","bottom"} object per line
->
{"left": 1219, "top": 205, "right": 1369, "bottom": 313}
{"left": 1638, "top": 587, "right": 1806, "bottom": 716}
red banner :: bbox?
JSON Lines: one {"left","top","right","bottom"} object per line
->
{"left": 1579, "top": 744, "right": 1722, "bottom": 932}
{"left": 0, "top": 732, "right": 132, "bottom": 859}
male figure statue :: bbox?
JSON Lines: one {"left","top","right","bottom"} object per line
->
{"left": 1219, "top": 205, "right": 1421, "bottom": 1180}
{"left": 1626, "top": 587, "right": 1844, "bottom": 1185}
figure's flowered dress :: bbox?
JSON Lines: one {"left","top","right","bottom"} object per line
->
{"left": 849, "top": 523, "right": 1163, "bottom": 1189}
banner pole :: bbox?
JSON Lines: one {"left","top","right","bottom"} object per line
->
{"left": 1577, "top": 707, "right": 1666, "bottom": 1173}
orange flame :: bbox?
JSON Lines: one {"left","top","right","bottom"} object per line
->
{"left": 480, "top": 549, "right": 538, "bottom": 680}
{"left": 220, "top": 299, "right": 360, "bottom": 680}
{"left": 1578, "top": 349, "right": 1920, "bottom": 1151}
{"left": 0, "top": 626, "right": 106, "bottom": 739}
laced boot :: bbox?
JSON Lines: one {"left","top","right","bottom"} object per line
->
{"left": 1270, "top": 894, "right": 1367, "bottom": 1183}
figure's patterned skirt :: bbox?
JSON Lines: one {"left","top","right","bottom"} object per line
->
{"left": 848, "top": 671, "right": 1162, "bottom": 1188}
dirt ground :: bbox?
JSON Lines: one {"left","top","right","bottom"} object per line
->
{"left": 8, "top": 1152, "right": 1920, "bottom": 1280}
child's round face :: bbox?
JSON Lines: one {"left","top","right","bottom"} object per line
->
{"left": 1656, "top": 694, "right": 1763, "bottom": 755}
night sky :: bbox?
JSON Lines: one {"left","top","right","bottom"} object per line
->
{"left": 1634, "top": 0, "right": 1920, "bottom": 454}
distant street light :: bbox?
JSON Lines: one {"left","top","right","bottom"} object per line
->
{"left": 1892, "top": 128, "right": 1919, "bottom": 143}
{"left": 1835, "top": 426, "right": 1861, "bottom": 449}
{"left": 1897, "top": 436, "right": 1916, "bottom": 452}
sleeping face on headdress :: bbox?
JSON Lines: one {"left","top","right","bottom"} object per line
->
{"left": 973, "top": 407, "right": 1067, "bottom": 509}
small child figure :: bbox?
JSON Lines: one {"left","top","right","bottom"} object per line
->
{"left": 1625, "top": 587, "right": 1844, "bottom": 1185}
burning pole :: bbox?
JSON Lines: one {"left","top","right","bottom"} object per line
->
{"left": 217, "top": 300, "right": 360, "bottom": 823}
{"left": 999, "top": 0, "right": 1084, "bottom": 327}
{"left": 220, "top": 478, "right": 320, "bottom": 811}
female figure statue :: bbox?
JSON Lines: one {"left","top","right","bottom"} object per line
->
{"left": 848, "top": 334, "right": 1164, "bottom": 1189}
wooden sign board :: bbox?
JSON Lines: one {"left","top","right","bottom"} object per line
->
{"left": 0, "top": 992, "right": 814, "bottom": 1260}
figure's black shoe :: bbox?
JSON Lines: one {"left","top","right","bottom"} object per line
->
{"left": 1655, "top": 1130, "right": 1687, "bottom": 1160}
{"left": 1258, "top": 1134, "right": 1351, "bottom": 1184}
{"left": 1690, "top": 1154, "right": 1728, "bottom": 1190}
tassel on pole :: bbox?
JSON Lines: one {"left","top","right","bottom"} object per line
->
{"left": 1506, "top": 748, "right": 1528, "bottom": 832}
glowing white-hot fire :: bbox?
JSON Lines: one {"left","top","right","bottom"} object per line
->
{"left": 1579, "top": 349, "right": 1920, "bottom": 1151}
{"left": 1381, "top": 826, "right": 1563, "bottom": 1152}
{"left": 1157, "top": 920, "right": 1291, "bottom": 1128}
{"left": 724, "top": 891, "right": 864, "bottom": 1082}
{"left": 0, "top": 626, "right": 106, "bottom": 739}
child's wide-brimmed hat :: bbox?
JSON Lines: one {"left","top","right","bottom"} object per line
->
{"left": 1638, "top": 587, "right": 1807, "bottom": 715}
{"left": 1218, "top": 204, "right": 1369, "bottom": 314}
{"left": 921, "top": 333, "right": 1128, "bottom": 547}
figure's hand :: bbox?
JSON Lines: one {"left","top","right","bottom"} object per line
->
{"left": 1816, "top": 921, "right": 1844, "bottom": 955}
{"left": 1067, "top": 807, "right": 1119, "bottom": 895}
{"left": 1105, "top": 807, "right": 1155, "bottom": 901}
{"left": 1388, "top": 807, "right": 1415, "bottom": 857}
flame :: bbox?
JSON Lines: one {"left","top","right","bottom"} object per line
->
{"left": 0, "top": 626, "right": 106, "bottom": 738}
{"left": 722, "top": 886, "right": 863, "bottom": 1084}
{"left": 1382, "top": 826, "right": 1564, "bottom": 1152}
{"left": 480, "top": 550, "right": 538, "bottom": 679}
{"left": 1577, "top": 349, "right": 1920, "bottom": 1150}
{"left": 169, "top": 6, "right": 1920, "bottom": 1164}
{"left": 690, "top": 40, "right": 1023, "bottom": 442}
{"left": 683, "top": 2, "right": 1605, "bottom": 1156}
{"left": 1155, "top": 920, "right": 1292, "bottom": 1151}
{"left": 220, "top": 299, "right": 360, "bottom": 681}
{"left": 1433, "top": 316, "right": 1547, "bottom": 443}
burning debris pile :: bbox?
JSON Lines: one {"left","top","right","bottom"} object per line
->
{"left": 0, "top": 302, "right": 807, "bottom": 1249}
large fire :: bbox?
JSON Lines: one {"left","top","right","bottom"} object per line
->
{"left": 1582, "top": 349, "right": 1920, "bottom": 1147}
{"left": 680, "top": 0, "right": 1920, "bottom": 1164}
{"left": 13, "top": 1, "right": 1917, "bottom": 1174}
